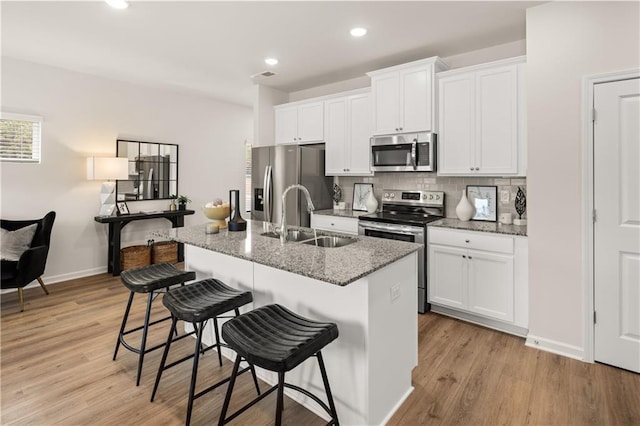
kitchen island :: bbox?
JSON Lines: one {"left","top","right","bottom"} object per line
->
{"left": 152, "top": 219, "right": 421, "bottom": 425}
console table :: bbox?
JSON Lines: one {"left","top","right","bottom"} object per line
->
{"left": 94, "top": 209, "right": 195, "bottom": 276}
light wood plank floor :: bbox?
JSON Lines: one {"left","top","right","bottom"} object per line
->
{"left": 1, "top": 273, "right": 639, "bottom": 425}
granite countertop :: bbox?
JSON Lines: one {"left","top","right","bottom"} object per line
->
{"left": 313, "top": 209, "right": 371, "bottom": 218}
{"left": 429, "top": 218, "right": 528, "bottom": 236}
{"left": 151, "top": 219, "right": 421, "bottom": 286}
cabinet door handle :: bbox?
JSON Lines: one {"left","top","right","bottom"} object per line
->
{"left": 475, "top": 167, "right": 480, "bottom": 171}
{"left": 468, "top": 256, "right": 473, "bottom": 260}
{"left": 465, "top": 239, "right": 470, "bottom": 243}
{"left": 470, "top": 167, "right": 474, "bottom": 171}
{"left": 462, "top": 255, "right": 467, "bottom": 259}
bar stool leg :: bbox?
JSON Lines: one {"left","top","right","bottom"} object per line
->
{"left": 113, "top": 291, "right": 135, "bottom": 360}
{"left": 212, "top": 317, "right": 223, "bottom": 367}
{"left": 218, "top": 356, "right": 242, "bottom": 426}
{"left": 151, "top": 316, "right": 178, "bottom": 402}
{"left": 136, "top": 291, "right": 154, "bottom": 386}
{"left": 275, "top": 371, "right": 285, "bottom": 426}
{"left": 186, "top": 322, "right": 204, "bottom": 426}
{"left": 317, "top": 351, "right": 339, "bottom": 425}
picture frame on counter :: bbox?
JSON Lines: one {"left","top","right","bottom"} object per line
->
{"left": 352, "top": 183, "right": 374, "bottom": 211}
{"left": 467, "top": 185, "right": 497, "bottom": 222}
{"left": 116, "top": 201, "right": 130, "bottom": 216}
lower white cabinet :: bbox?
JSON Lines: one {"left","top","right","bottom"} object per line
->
{"left": 311, "top": 213, "right": 359, "bottom": 235}
{"left": 428, "top": 227, "right": 527, "bottom": 335}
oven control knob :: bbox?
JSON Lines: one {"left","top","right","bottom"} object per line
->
{"left": 422, "top": 194, "right": 427, "bottom": 199}
{"left": 384, "top": 192, "right": 389, "bottom": 199}
{"left": 436, "top": 195, "right": 441, "bottom": 200}
{"left": 429, "top": 194, "right": 434, "bottom": 200}
{"left": 390, "top": 193, "right": 395, "bottom": 198}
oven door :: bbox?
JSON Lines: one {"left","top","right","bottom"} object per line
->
{"left": 358, "top": 221, "right": 428, "bottom": 313}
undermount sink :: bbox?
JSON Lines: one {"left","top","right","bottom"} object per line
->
{"left": 261, "top": 229, "right": 357, "bottom": 248}
{"left": 260, "top": 229, "right": 316, "bottom": 242}
{"left": 300, "top": 235, "right": 357, "bottom": 248}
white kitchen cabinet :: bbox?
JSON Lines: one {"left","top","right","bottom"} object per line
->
{"left": 437, "top": 56, "right": 526, "bottom": 176}
{"left": 428, "top": 227, "right": 528, "bottom": 335}
{"left": 325, "top": 90, "right": 372, "bottom": 176}
{"left": 274, "top": 101, "right": 324, "bottom": 145}
{"left": 311, "top": 213, "right": 359, "bottom": 235}
{"left": 367, "top": 57, "right": 448, "bottom": 136}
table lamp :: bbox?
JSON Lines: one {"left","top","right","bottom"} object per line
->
{"left": 87, "top": 157, "right": 129, "bottom": 216}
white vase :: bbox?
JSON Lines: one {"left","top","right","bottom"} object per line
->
{"left": 455, "top": 190, "right": 475, "bottom": 221}
{"left": 365, "top": 191, "right": 378, "bottom": 213}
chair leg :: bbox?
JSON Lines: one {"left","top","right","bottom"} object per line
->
{"left": 275, "top": 371, "right": 285, "bottom": 426}
{"left": 212, "top": 316, "right": 223, "bottom": 367}
{"left": 37, "top": 277, "right": 50, "bottom": 295}
{"left": 17, "top": 288, "right": 24, "bottom": 312}
{"left": 186, "top": 322, "right": 204, "bottom": 426}
{"left": 151, "top": 316, "right": 178, "bottom": 402}
{"left": 113, "top": 291, "right": 135, "bottom": 360}
{"left": 317, "top": 351, "right": 339, "bottom": 426}
{"left": 135, "top": 291, "right": 155, "bottom": 386}
{"left": 218, "top": 356, "right": 242, "bottom": 426}
{"left": 249, "top": 364, "right": 261, "bottom": 396}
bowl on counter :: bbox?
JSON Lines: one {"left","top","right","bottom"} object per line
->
{"left": 203, "top": 204, "right": 230, "bottom": 229}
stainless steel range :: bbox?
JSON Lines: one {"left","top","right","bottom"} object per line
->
{"left": 358, "top": 189, "right": 445, "bottom": 313}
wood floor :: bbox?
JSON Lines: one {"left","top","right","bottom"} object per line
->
{"left": 1, "top": 273, "right": 639, "bottom": 425}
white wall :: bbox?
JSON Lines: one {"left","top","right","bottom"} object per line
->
{"left": 252, "top": 84, "right": 288, "bottom": 147}
{"left": 1, "top": 57, "right": 252, "bottom": 283}
{"left": 526, "top": 2, "right": 640, "bottom": 356}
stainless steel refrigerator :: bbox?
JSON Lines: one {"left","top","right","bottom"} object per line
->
{"left": 251, "top": 144, "right": 333, "bottom": 227}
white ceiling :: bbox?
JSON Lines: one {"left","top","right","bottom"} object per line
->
{"left": 1, "top": 1, "right": 540, "bottom": 107}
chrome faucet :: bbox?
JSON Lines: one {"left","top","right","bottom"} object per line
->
{"left": 280, "top": 184, "right": 315, "bottom": 243}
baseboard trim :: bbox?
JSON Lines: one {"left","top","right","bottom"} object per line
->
{"left": 525, "top": 334, "right": 585, "bottom": 361}
{"left": 0, "top": 266, "right": 108, "bottom": 294}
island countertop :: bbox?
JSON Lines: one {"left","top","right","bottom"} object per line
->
{"left": 151, "top": 219, "right": 421, "bottom": 286}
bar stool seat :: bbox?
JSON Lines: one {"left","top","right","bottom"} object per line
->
{"left": 113, "top": 263, "right": 196, "bottom": 386}
{"left": 151, "top": 278, "right": 260, "bottom": 426}
{"left": 219, "top": 304, "right": 340, "bottom": 426}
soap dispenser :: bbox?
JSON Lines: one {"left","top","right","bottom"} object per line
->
{"left": 228, "top": 189, "right": 247, "bottom": 232}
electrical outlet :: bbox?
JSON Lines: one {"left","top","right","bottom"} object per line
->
{"left": 500, "top": 190, "right": 510, "bottom": 203}
{"left": 390, "top": 285, "right": 400, "bottom": 301}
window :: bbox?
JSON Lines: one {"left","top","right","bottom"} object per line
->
{"left": 0, "top": 113, "right": 42, "bottom": 163}
{"left": 245, "top": 141, "right": 252, "bottom": 212}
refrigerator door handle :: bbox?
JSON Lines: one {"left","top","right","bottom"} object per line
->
{"left": 264, "top": 165, "right": 273, "bottom": 222}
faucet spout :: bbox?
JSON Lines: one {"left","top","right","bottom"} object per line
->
{"left": 280, "top": 184, "right": 315, "bottom": 243}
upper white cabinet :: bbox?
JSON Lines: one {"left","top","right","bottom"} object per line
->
{"left": 275, "top": 101, "right": 324, "bottom": 145}
{"left": 324, "top": 90, "right": 373, "bottom": 176}
{"left": 437, "top": 56, "right": 526, "bottom": 176}
{"left": 367, "top": 57, "right": 449, "bottom": 136}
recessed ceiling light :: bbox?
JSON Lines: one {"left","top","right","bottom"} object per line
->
{"left": 265, "top": 58, "right": 279, "bottom": 66}
{"left": 350, "top": 27, "right": 367, "bottom": 37}
{"left": 105, "top": 0, "right": 129, "bottom": 10}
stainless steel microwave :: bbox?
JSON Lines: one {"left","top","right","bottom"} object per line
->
{"left": 370, "top": 132, "right": 437, "bottom": 172}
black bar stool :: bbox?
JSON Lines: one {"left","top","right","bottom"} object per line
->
{"left": 218, "top": 304, "right": 340, "bottom": 426}
{"left": 113, "top": 263, "right": 196, "bottom": 386}
{"left": 151, "top": 278, "right": 260, "bottom": 426}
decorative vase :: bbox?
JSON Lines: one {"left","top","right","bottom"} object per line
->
{"left": 365, "top": 191, "right": 378, "bottom": 213}
{"left": 228, "top": 189, "right": 247, "bottom": 232}
{"left": 514, "top": 186, "right": 527, "bottom": 225}
{"left": 169, "top": 200, "right": 177, "bottom": 211}
{"left": 455, "top": 190, "right": 475, "bottom": 221}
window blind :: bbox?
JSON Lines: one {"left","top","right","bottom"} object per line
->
{"left": 0, "top": 113, "right": 42, "bottom": 163}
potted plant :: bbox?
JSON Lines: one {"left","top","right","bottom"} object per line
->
{"left": 176, "top": 195, "right": 191, "bottom": 210}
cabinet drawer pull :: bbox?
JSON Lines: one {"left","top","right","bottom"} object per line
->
{"left": 475, "top": 167, "right": 480, "bottom": 171}
{"left": 465, "top": 239, "right": 470, "bottom": 243}
{"left": 470, "top": 167, "right": 474, "bottom": 171}
{"left": 468, "top": 256, "right": 473, "bottom": 260}
{"left": 462, "top": 255, "right": 467, "bottom": 259}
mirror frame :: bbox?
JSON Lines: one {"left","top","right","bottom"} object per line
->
{"left": 115, "top": 139, "right": 179, "bottom": 202}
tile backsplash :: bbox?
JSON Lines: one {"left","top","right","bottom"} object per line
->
{"left": 334, "top": 173, "right": 527, "bottom": 220}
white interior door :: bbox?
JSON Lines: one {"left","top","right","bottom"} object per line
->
{"left": 594, "top": 77, "right": 640, "bottom": 373}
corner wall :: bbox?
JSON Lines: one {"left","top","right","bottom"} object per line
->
{"left": 1, "top": 58, "right": 252, "bottom": 283}
{"left": 526, "top": 2, "right": 639, "bottom": 356}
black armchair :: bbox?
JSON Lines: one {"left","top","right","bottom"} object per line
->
{"left": 1, "top": 211, "right": 56, "bottom": 311}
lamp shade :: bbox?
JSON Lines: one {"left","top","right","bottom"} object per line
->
{"left": 87, "top": 157, "right": 128, "bottom": 180}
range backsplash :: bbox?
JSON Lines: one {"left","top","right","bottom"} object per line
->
{"left": 334, "top": 173, "right": 527, "bottom": 220}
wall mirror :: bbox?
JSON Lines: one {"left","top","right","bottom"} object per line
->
{"left": 116, "top": 139, "right": 178, "bottom": 201}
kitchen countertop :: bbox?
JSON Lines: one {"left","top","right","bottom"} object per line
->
{"left": 313, "top": 208, "right": 370, "bottom": 218}
{"left": 429, "top": 218, "right": 528, "bottom": 236}
{"left": 151, "top": 219, "right": 421, "bottom": 286}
